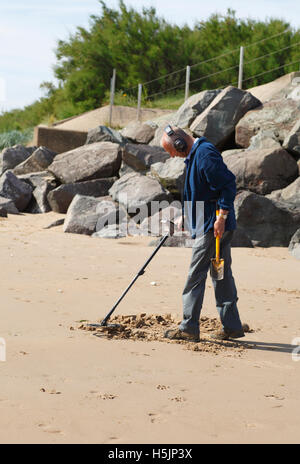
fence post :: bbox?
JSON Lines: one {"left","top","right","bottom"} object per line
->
{"left": 109, "top": 68, "right": 116, "bottom": 127}
{"left": 137, "top": 84, "right": 142, "bottom": 122}
{"left": 238, "top": 47, "right": 244, "bottom": 90}
{"left": 185, "top": 65, "right": 191, "bottom": 101}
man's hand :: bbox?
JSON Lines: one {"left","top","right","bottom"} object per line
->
{"left": 214, "top": 216, "right": 225, "bottom": 238}
{"left": 174, "top": 215, "right": 185, "bottom": 232}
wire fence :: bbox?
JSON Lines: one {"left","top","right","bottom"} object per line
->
{"left": 108, "top": 28, "right": 300, "bottom": 125}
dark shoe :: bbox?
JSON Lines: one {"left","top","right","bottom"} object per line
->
{"left": 164, "top": 328, "right": 200, "bottom": 343}
{"left": 210, "top": 328, "right": 245, "bottom": 340}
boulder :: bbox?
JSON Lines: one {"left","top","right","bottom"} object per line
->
{"left": 121, "top": 121, "right": 156, "bottom": 144}
{"left": 63, "top": 195, "right": 127, "bottom": 236}
{"left": 13, "top": 146, "right": 57, "bottom": 175}
{"left": 190, "top": 86, "right": 261, "bottom": 149}
{"left": 248, "top": 129, "right": 281, "bottom": 150}
{"left": 18, "top": 171, "right": 58, "bottom": 214}
{"left": 0, "top": 207, "right": 7, "bottom": 218}
{"left": 230, "top": 228, "right": 254, "bottom": 248}
{"left": 48, "top": 142, "right": 122, "bottom": 184}
{"left": 149, "top": 232, "right": 193, "bottom": 248}
{"left": 109, "top": 172, "right": 172, "bottom": 218}
{"left": 283, "top": 119, "right": 300, "bottom": 157}
{"left": 289, "top": 228, "right": 300, "bottom": 260}
{"left": 92, "top": 220, "right": 143, "bottom": 239}
{"left": 0, "top": 196, "right": 19, "bottom": 214}
{"left": 140, "top": 203, "right": 182, "bottom": 236}
{"left": 92, "top": 224, "right": 127, "bottom": 239}
{"left": 266, "top": 176, "right": 300, "bottom": 204}
{"left": 47, "top": 177, "right": 117, "bottom": 213}
{"left": 150, "top": 157, "right": 186, "bottom": 197}
{"left": 223, "top": 147, "right": 298, "bottom": 195}
{"left": 0, "top": 171, "right": 32, "bottom": 211}
{"left": 235, "top": 99, "right": 300, "bottom": 148}
{"left": 234, "top": 190, "right": 300, "bottom": 247}
{"left": 118, "top": 160, "right": 140, "bottom": 177}
{"left": 0, "top": 144, "right": 32, "bottom": 174}
{"left": 122, "top": 143, "right": 169, "bottom": 172}
{"left": 172, "top": 89, "right": 221, "bottom": 128}
{"left": 85, "top": 125, "right": 127, "bottom": 145}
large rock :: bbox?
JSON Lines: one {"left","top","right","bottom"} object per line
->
{"left": 13, "top": 146, "right": 57, "bottom": 175}
{"left": 0, "top": 171, "right": 32, "bottom": 211}
{"left": 223, "top": 147, "right": 298, "bottom": 195}
{"left": 0, "top": 196, "right": 19, "bottom": 214}
{"left": 109, "top": 172, "right": 172, "bottom": 218}
{"left": 190, "top": 86, "right": 261, "bottom": 149}
{"left": 64, "top": 195, "right": 126, "bottom": 235}
{"left": 266, "top": 176, "right": 300, "bottom": 204}
{"left": 92, "top": 220, "right": 143, "bottom": 239}
{"left": 283, "top": 119, "right": 300, "bottom": 157}
{"left": 121, "top": 121, "right": 156, "bottom": 144}
{"left": 0, "top": 207, "right": 7, "bottom": 218}
{"left": 47, "top": 177, "right": 117, "bottom": 213}
{"left": 289, "top": 229, "right": 300, "bottom": 260}
{"left": 118, "top": 160, "right": 139, "bottom": 177}
{"left": 0, "top": 145, "right": 32, "bottom": 174}
{"left": 140, "top": 203, "right": 182, "bottom": 236}
{"left": 29, "top": 183, "right": 57, "bottom": 214}
{"left": 20, "top": 172, "right": 58, "bottom": 214}
{"left": 149, "top": 232, "right": 193, "bottom": 248}
{"left": 248, "top": 129, "right": 281, "bottom": 150}
{"left": 234, "top": 190, "right": 300, "bottom": 247}
{"left": 172, "top": 89, "right": 221, "bottom": 128}
{"left": 122, "top": 143, "right": 169, "bottom": 172}
{"left": 150, "top": 157, "right": 186, "bottom": 197}
{"left": 48, "top": 142, "right": 122, "bottom": 183}
{"left": 230, "top": 228, "right": 254, "bottom": 248}
{"left": 235, "top": 99, "right": 300, "bottom": 148}
{"left": 85, "top": 125, "right": 127, "bottom": 145}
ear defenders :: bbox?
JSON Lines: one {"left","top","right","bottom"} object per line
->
{"left": 164, "top": 125, "right": 188, "bottom": 153}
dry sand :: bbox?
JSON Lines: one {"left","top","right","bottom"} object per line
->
{"left": 0, "top": 212, "right": 299, "bottom": 444}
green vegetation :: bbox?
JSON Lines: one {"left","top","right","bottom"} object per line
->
{"left": 0, "top": 129, "right": 34, "bottom": 151}
{"left": 1, "top": 1, "right": 299, "bottom": 135}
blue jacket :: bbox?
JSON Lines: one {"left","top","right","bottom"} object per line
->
{"left": 183, "top": 137, "right": 237, "bottom": 237}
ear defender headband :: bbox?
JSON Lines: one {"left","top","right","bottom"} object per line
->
{"left": 164, "top": 125, "right": 188, "bottom": 153}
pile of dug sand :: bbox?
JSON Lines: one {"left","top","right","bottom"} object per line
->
{"left": 79, "top": 313, "right": 251, "bottom": 355}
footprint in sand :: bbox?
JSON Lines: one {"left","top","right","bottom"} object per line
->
{"left": 148, "top": 412, "right": 159, "bottom": 423}
{"left": 40, "top": 388, "right": 62, "bottom": 395}
{"left": 38, "top": 424, "right": 63, "bottom": 434}
{"left": 88, "top": 391, "right": 117, "bottom": 400}
{"left": 170, "top": 396, "right": 186, "bottom": 402}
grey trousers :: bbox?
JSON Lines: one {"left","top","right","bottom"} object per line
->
{"left": 179, "top": 230, "right": 243, "bottom": 336}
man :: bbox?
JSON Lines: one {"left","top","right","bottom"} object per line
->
{"left": 161, "top": 126, "right": 245, "bottom": 342}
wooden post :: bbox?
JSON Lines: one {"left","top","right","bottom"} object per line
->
{"left": 238, "top": 47, "right": 244, "bottom": 90}
{"left": 185, "top": 65, "right": 191, "bottom": 101}
{"left": 137, "top": 84, "right": 142, "bottom": 121}
{"left": 109, "top": 68, "right": 116, "bottom": 126}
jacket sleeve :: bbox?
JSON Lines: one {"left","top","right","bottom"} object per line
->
{"left": 202, "top": 152, "right": 236, "bottom": 210}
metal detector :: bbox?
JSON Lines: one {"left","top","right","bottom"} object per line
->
{"left": 87, "top": 220, "right": 175, "bottom": 330}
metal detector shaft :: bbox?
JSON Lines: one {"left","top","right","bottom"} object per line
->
{"left": 100, "top": 233, "right": 169, "bottom": 326}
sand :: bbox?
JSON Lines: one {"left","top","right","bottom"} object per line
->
{"left": 0, "top": 212, "right": 299, "bottom": 444}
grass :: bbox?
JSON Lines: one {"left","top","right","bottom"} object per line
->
{"left": 0, "top": 128, "right": 34, "bottom": 150}
{"left": 110, "top": 89, "right": 185, "bottom": 111}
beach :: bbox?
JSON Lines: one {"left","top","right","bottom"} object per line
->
{"left": 0, "top": 212, "right": 299, "bottom": 444}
